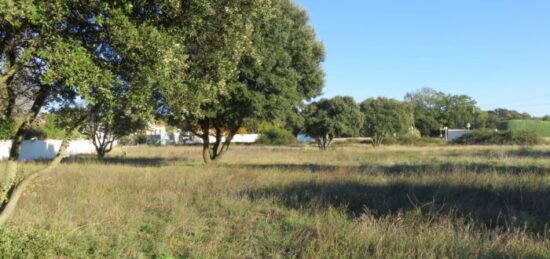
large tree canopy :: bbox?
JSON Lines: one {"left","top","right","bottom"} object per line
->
{"left": 0, "top": 0, "right": 208, "bottom": 225}
{"left": 303, "top": 96, "right": 363, "bottom": 150}
{"left": 164, "top": 0, "right": 325, "bottom": 163}
{"left": 159, "top": 0, "right": 270, "bottom": 119}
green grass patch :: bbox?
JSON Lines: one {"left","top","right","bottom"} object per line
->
{"left": 501, "top": 120, "right": 550, "bottom": 137}
{"left": 2, "top": 145, "right": 550, "bottom": 257}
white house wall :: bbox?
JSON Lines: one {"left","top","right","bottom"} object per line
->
{"left": 182, "top": 134, "right": 260, "bottom": 144}
{"left": 231, "top": 134, "right": 260, "bottom": 143}
{"left": 0, "top": 140, "right": 99, "bottom": 161}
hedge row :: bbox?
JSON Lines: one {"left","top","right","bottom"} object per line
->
{"left": 453, "top": 130, "right": 541, "bottom": 145}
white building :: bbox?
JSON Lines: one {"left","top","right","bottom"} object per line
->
{"left": 0, "top": 139, "right": 97, "bottom": 161}
{"left": 144, "top": 124, "right": 259, "bottom": 145}
{"left": 446, "top": 129, "right": 470, "bottom": 141}
{"left": 179, "top": 132, "right": 260, "bottom": 145}
{"left": 145, "top": 124, "right": 181, "bottom": 145}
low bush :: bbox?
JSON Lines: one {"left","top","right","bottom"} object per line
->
{"left": 256, "top": 126, "right": 297, "bottom": 145}
{"left": 0, "top": 227, "right": 62, "bottom": 258}
{"left": 40, "top": 117, "right": 69, "bottom": 139}
{"left": 119, "top": 133, "right": 148, "bottom": 145}
{"left": 383, "top": 136, "right": 445, "bottom": 146}
{"left": 452, "top": 130, "right": 541, "bottom": 145}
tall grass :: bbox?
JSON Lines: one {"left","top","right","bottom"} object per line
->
{"left": 1, "top": 144, "right": 550, "bottom": 257}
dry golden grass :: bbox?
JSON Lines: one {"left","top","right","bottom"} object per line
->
{"left": 1, "top": 144, "right": 550, "bottom": 258}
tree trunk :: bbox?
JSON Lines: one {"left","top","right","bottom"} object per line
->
{"left": 0, "top": 135, "right": 71, "bottom": 225}
{"left": 0, "top": 110, "right": 43, "bottom": 203}
{"left": 211, "top": 127, "right": 223, "bottom": 160}
{"left": 213, "top": 130, "right": 236, "bottom": 162}
{"left": 198, "top": 127, "right": 236, "bottom": 164}
{"left": 1, "top": 50, "right": 18, "bottom": 119}
{"left": 372, "top": 135, "right": 383, "bottom": 147}
{"left": 317, "top": 134, "right": 332, "bottom": 150}
{"left": 221, "top": 131, "right": 235, "bottom": 153}
{"left": 97, "top": 149, "right": 106, "bottom": 159}
{"left": 201, "top": 132, "right": 211, "bottom": 164}
{"left": 316, "top": 137, "right": 323, "bottom": 149}
{"left": 325, "top": 134, "right": 333, "bottom": 149}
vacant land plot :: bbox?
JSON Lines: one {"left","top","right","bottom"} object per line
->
{"left": 1, "top": 145, "right": 550, "bottom": 258}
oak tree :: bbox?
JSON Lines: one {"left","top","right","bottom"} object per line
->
{"left": 303, "top": 96, "right": 363, "bottom": 150}
{"left": 360, "top": 97, "right": 412, "bottom": 147}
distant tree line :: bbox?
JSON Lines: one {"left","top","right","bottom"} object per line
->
{"left": 299, "top": 87, "right": 544, "bottom": 149}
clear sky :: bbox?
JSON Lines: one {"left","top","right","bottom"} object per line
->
{"left": 294, "top": 0, "right": 550, "bottom": 116}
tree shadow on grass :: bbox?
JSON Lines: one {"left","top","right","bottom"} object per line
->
{"left": 62, "top": 155, "right": 186, "bottom": 167}
{"left": 475, "top": 148, "right": 550, "bottom": 159}
{"left": 506, "top": 149, "right": 550, "bottom": 159}
{"left": 243, "top": 181, "right": 550, "bottom": 235}
{"left": 233, "top": 162, "right": 550, "bottom": 175}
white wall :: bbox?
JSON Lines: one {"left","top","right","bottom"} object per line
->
{"left": 447, "top": 130, "right": 469, "bottom": 141}
{"left": 231, "top": 134, "right": 260, "bottom": 143}
{"left": 0, "top": 140, "right": 98, "bottom": 161}
{"left": 181, "top": 134, "right": 260, "bottom": 144}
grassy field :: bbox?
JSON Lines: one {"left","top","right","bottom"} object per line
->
{"left": 502, "top": 120, "right": 550, "bottom": 137}
{"left": 1, "top": 144, "right": 550, "bottom": 258}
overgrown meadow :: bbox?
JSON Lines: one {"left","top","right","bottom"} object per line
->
{"left": 1, "top": 144, "right": 550, "bottom": 258}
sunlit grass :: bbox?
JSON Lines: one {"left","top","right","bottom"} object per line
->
{"left": 1, "top": 144, "right": 550, "bottom": 257}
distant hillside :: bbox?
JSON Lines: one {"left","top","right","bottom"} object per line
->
{"left": 500, "top": 120, "right": 550, "bottom": 137}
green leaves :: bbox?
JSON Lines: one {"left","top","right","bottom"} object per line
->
{"left": 167, "top": 0, "right": 325, "bottom": 137}
{"left": 1, "top": 0, "right": 325, "bottom": 156}
{"left": 0, "top": 0, "right": 43, "bottom": 27}
{"left": 360, "top": 97, "right": 413, "bottom": 146}
{"left": 304, "top": 96, "right": 364, "bottom": 141}
{"left": 405, "top": 88, "right": 481, "bottom": 136}
{"left": 39, "top": 37, "right": 113, "bottom": 106}
{"left": 158, "top": 0, "right": 266, "bottom": 119}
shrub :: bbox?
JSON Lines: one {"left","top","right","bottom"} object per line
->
{"left": 119, "top": 132, "right": 148, "bottom": 145}
{"left": 0, "top": 120, "right": 15, "bottom": 140}
{"left": 384, "top": 136, "right": 445, "bottom": 146}
{"left": 19, "top": 114, "right": 81, "bottom": 140}
{"left": 118, "top": 136, "right": 134, "bottom": 145}
{"left": 23, "top": 125, "right": 49, "bottom": 140}
{"left": 0, "top": 227, "right": 61, "bottom": 258}
{"left": 257, "top": 126, "right": 297, "bottom": 145}
{"left": 40, "top": 117, "right": 68, "bottom": 139}
{"left": 452, "top": 130, "right": 541, "bottom": 145}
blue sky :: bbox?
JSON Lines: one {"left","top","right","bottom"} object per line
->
{"left": 294, "top": 0, "right": 550, "bottom": 116}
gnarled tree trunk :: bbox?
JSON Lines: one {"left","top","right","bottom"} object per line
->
{"left": 372, "top": 134, "right": 384, "bottom": 147}
{"left": 197, "top": 121, "right": 237, "bottom": 164}
{"left": 89, "top": 122, "right": 117, "bottom": 160}
{"left": 0, "top": 136, "right": 71, "bottom": 225}
{"left": 316, "top": 134, "right": 333, "bottom": 150}
{"left": 0, "top": 85, "right": 51, "bottom": 203}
